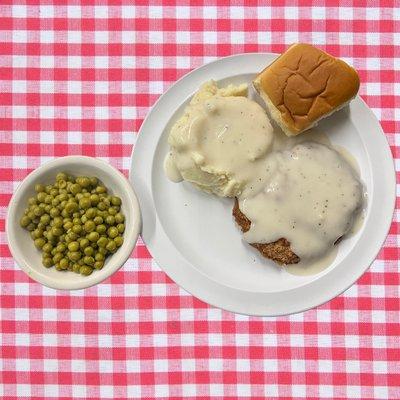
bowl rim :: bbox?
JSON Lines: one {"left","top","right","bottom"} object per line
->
{"left": 6, "top": 155, "right": 141, "bottom": 290}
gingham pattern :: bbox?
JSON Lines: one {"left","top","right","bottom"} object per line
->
{"left": 1, "top": 3, "right": 399, "bottom": 399}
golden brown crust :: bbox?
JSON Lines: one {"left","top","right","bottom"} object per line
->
{"left": 232, "top": 198, "right": 300, "bottom": 265}
{"left": 254, "top": 43, "right": 360, "bottom": 135}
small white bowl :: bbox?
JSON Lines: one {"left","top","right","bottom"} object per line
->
{"left": 6, "top": 156, "right": 141, "bottom": 290}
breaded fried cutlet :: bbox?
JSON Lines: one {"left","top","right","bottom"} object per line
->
{"left": 232, "top": 198, "right": 300, "bottom": 265}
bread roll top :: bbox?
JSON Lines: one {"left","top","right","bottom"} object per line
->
{"left": 254, "top": 43, "right": 360, "bottom": 135}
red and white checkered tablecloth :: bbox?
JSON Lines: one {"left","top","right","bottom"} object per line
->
{"left": 1, "top": 2, "right": 399, "bottom": 399}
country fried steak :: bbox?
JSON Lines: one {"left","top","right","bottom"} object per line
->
{"left": 232, "top": 198, "right": 300, "bottom": 265}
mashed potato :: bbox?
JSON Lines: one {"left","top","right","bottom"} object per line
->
{"left": 164, "top": 81, "right": 274, "bottom": 197}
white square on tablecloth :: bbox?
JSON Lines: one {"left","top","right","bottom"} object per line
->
{"left": 67, "top": 30, "right": 82, "bottom": 43}
{"left": 40, "top": 30, "right": 54, "bottom": 44}
{"left": 15, "top": 358, "right": 30, "bottom": 371}
{"left": 39, "top": 5, "right": 54, "bottom": 18}
{"left": 12, "top": 30, "right": 27, "bottom": 43}
{"left": 95, "top": 31, "right": 109, "bottom": 44}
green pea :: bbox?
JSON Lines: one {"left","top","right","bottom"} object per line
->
{"left": 30, "top": 231, "right": 36, "bottom": 240}
{"left": 81, "top": 215, "right": 88, "bottom": 224}
{"left": 84, "top": 220, "right": 95, "bottom": 232}
{"left": 51, "top": 198, "right": 60, "bottom": 207}
{"left": 70, "top": 184, "right": 81, "bottom": 195}
{"left": 20, "top": 215, "right": 30, "bottom": 227}
{"left": 72, "top": 224, "right": 82, "bottom": 234}
{"left": 56, "top": 172, "right": 68, "bottom": 181}
{"left": 51, "top": 248, "right": 57, "bottom": 256}
{"left": 98, "top": 247, "right": 107, "bottom": 256}
{"left": 50, "top": 189, "right": 58, "bottom": 197}
{"left": 79, "top": 238, "right": 90, "bottom": 249}
{"left": 28, "top": 197, "right": 37, "bottom": 206}
{"left": 68, "top": 251, "right": 81, "bottom": 262}
{"left": 96, "top": 224, "right": 106, "bottom": 234}
{"left": 90, "top": 177, "right": 98, "bottom": 186}
{"left": 75, "top": 193, "right": 84, "bottom": 201}
{"left": 94, "top": 252, "right": 104, "bottom": 261}
{"left": 34, "top": 229, "right": 44, "bottom": 239}
{"left": 26, "top": 223, "right": 35, "bottom": 232}
{"left": 85, "top": 208, "right": 96, "bottom": 219}
{"left": 79, "top": 197, "right": 91, "bottom": 210}
{"left": 115, "top": 213, "right": 124, "bottom": 223}
{"left": 50, "top": 208, "right": 60, "bottom": 217}
{"left": 108, "top": 207, "right": 117, "bottom": 216}
{"left": 42, "top": 257, "right": 53, "bottom": 268}
{"left": 68, "top": 241, "right": 79, "bottom": 252}
{"left": 44, "top": 195, "right": 53, "bottom": 204}
{"left": 59, "top": 258, "right": 69, "bottom": 270}
{"left": 97, "top": 237, "right": 108, "bottom": 248}
{"left": 66, "top": 232, "right": 78, "bottom": 241}
{"left": 65, "top": 202, "right": 78, "bottom": 214}
{"left": 105, "top": 215, "right": 115, "bottom": 225}
{"left": 77, "top": 177, "right": 91, "bottom": 188}
{"left": 90, "top": 194, "right": 100, "bottom": 205}
{"left": 83, "top": 256, "right": 94, "bottom": 266}
{"left": 96, "top": 185, "right": 107, "bottom": 194}
{"left": 51, "top": 227, "right": 63, "bottom": 236}
{"left": 108, "top": 226, "right": 119, "bottom": 239}
{"left": 117, "top": 223, "right": 125, "bottom": 233}
{"left": 72, "top": 264, "right": 81, "bottom": 273}
{"left": 34, "top": 206, "right": 44, "bottom": 216}
{"left": 103, "top": 198, "right": 111, "bottom": 207}
{"left": 80, "top": 266, "right": 93, "bottom": 276}
{"left": 44, "top": 205, "right": 51, "bottom": 213}
{"left": 53, "top": 253, "right": 63, "bottom": 263}
{"left": 36, "top": 192, "right": 46, "bottom": 203}
{"left": 114, "top": 236, "right": 124, "bottom": 247}
{"left": 52, "top": 217, "right": 62, "bottom": 227}
{"left": 94, "top": 261, "right": 104, "bottom": 270}
{"left": 87, "top": 231, "right": 99, "bottom": 242}
{"left": 56, "top": 243, "right": 66, "bottom": 252}
{"left": 45, "top": 185, "right": 53, "bottom": 194}
{"left": 110, "top": 196, "right": 121, "bottom": 206}
{"left": 42, "top": 242, "right": 53, "bottom": 253}
{"left": 93, "top": 216, "right": 103, "bottom": 225}
{"left": 106, "top": 240, "right": 116, "bottom": 252}
{"left": 63, "top": 221, "right": 73, "bottom": 230}
{"left": 34, "top": 238, "right": 46, "bottom": 249}
{"left": 27, "top": 211, "right": 35, "bottom": 220}
{"left": 97, "top": 202, "right": 106, "bottom": 211}
{"left": 35, "top": 183, "right": 46, "bottom": 193}
{"left": 39, "top": 214, "right": 50, "bottom": 225}
{"left": 58, "top": 179, "right": 67, "bottom": 189}
{"left": 61, "top": 209, "right": 69, "bottom": 218}
{"left": 55, "top": 263, "right": 62, "bottom": 271}
{"left": 58, "top": 193, "right": 68, "bottom": 202}
{"left": 46, "top": 232, "right": 55, "bottom": 242}
{"left": 83, "top": 246, "right": 94, "bottom": 256}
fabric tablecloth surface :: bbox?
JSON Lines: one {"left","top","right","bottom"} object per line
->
{"left": 1, "top": 2, "right": 399, "bottom": 399}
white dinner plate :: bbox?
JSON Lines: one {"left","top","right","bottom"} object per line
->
{"left": 130, "top": 53, "right": 395, "bottom": 316}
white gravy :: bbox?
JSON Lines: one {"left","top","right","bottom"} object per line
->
{"left": 240, "top": 142, "right": 363, "bottom": 260}
{"left": 165, "top": 96, "right": 274, "bottom": 197}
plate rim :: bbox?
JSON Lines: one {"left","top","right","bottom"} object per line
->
{"left": 129, "top": 52, "right": 396, "bottom": 316}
